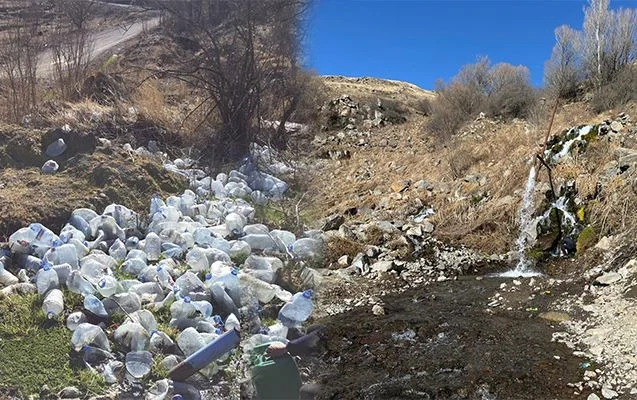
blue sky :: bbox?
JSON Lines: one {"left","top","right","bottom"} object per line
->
{"left": 305, "top": 0, "right": 635, "bottom": 89}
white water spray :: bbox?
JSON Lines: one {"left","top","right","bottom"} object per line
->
{"left": 499, "top": 165, "right": 542, "bottom": 277}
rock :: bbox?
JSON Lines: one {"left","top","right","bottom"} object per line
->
{"left": 594, "top": 236, "right": 613, "bottom": 252}
{"left": 351, "top": 253, "right": 368, "bottom": 275}
{"left": 322, "top": 214, "right": 345, "bottom": 231}
{"left": 372, "top": 304, "right": 385, "bottom": 315}
{"left": 391, "top": 180, "right": 411, "bottom": 193}
{"left": 595, "top": 272, "right": 622, "bottom": 285}
{"left": 414, "top": 179, "right": 433, "bottom": 191}
{"left": 45, "top": 138, "right": 67, "bottom": 157}
{"left": 610, "top": 120, "right": 623, "bottom": 132}
{"left": 601, "top": 386, "right": 618, "bottom": 399}
{"left": 588, "top": 394, "right": 600, "bottom": 400}
{"left": 421, "top": 221, "right": 435, "bottom": 233}
{"left": 538, "top": 311, "right": 570, "bottom": 322}
{"left": 371, "top": 261, "right": 394, "bottom": 273}
{"left": 59, "top": 386, "right": 82, "bottom": 398}
{"left": 41, "top": 160, "right": 59, "bottom": 174}
{"left": 405, "top": 225, "right": 422, "bottom": 237}
{"left": 1, "top": 282, "right": 37, "bottom": 297}
{"left": 337, "top": 255, "right": 349, "bottom": 266}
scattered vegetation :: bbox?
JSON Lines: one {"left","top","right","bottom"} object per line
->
{"left": 0, "top": 293, "right": 106, "bottom": 397}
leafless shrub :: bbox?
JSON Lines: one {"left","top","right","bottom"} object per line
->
{"left": 0, "top": 2, "right": 45, "bottom": 123}
{"left": 591, "top": 64, "right": 637, "bottom": 112}
{"left": 544, "top": 25, "right": 583, "bottom": 99}
{"left": 51, "top": 0, "right": 97, "bottom": 99}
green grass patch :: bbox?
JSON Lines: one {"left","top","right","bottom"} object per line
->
{"left": 0, "top": 293, "right": 106, "bottom": 397}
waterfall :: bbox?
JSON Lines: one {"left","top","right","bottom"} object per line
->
{"left": 514, "top": 166, "right": 537, "bottom": 272}
{"left": 499, "top": 165, "right": 542, "bottom": 277}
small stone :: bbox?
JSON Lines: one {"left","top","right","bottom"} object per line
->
{"left": 337, "top": 255, "right": 349, "bottom": 266}
{"left": 371, "top": 261, "right": 394, "bottom": 273}
{"left": 59, "top": 386, "right": 82, "bottom": 398}
{"left": 405, "top": 225, "right": 422, "bottom": 237}
{"left": 595, "top": 272, "right": 622, "bottom": 286}
{"left": 421, "top": 221, "right": 435, "bottom": 233}
{"left": 587, "top": 394, "right": 600, "bottom": 400}
{"left": 372, "top": 304, "right": 385, "bottom": 315}
{"left": 391, "top": 180, "right": 411, "bottom": 193}
{"left": 594, "top": 236, "right": 613, "bottom": 251}
{"left": 322, "top": 214, "right": 345, "bottom": 231}
{"left": 538, "top": 311, "right": 570, "bottom": 322}
{"left": 601, "top": 386, "right": 618, "bottom": 399}
{"left": 610, "top": 120, "right": 623, "bottom": 132}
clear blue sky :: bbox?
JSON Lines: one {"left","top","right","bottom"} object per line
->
{"left": 305, "top": 0, "right": 635, "bottom": 89}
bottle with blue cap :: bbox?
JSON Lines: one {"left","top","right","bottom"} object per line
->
{"left": 96, "top": 275, "right": 120, "bottom": 297}
{"left": 35, "top": 259, "right": 59, "bottom": 296}
{"left": 42, "top": 288, "right": 64, "bottom": 319}
{"left": 84, "top": 294, "right": 109, "bottom": 318}
{"left": 170, "top": 296, "right": 197, "bottom": 320}
{"left": 277, "top": 289, "right": 314, "bottom": 328}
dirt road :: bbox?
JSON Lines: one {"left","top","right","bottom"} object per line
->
{"left": 38, "top": 16, "right": 160, "bottom": 76}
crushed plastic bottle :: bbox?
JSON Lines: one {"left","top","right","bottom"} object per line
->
{"left": 278, "top": 290, "right": 314, "bottom": 328}
{"left": 145, "top": 232, "right": 162, "bottom": 261}
{"left": 71, "top": 323, "right": 111, "bottom": 352}
{"left": 126, "top": 350, "right": 153, "bottom": 378}
{"left": 66, "top": 311, "right": 88, "bottom": 331}
{"left": 84, "top": 294, "right": 109, "bottom": 318}
{"left": 36, "top": 260, "right": 59, "bottom": 296}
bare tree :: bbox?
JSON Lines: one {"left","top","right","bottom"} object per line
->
{"left": 583, "top": 0, "right": 610, "bottom": 88}
{"left": 150, "top": 0, "right": 308, "bottom": 164}
{"left": 51, "top": 0, "right": 97, "bottom": 99}
{"left": 543, "top": 25, "right": 582, "bottom": 99}
{"left": 0, "top": 2, "right": 45, "bottom": 122}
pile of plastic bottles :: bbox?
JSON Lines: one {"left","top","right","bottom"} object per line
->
{"left": 0, "top": 146, "right": 323, "bottom": 396}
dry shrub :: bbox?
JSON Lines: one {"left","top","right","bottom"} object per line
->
{"left": 131, "top": 81, "right": 172, "bottom": 126}
{"left": 588, "top": 173, "right": 637, "bottom": 236}
{"left": 591, "top": 65, "right": 637, "bottom": 113}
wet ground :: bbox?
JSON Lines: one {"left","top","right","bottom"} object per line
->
{"left": 309, "top": 274, "right": 591, "bottom": 400}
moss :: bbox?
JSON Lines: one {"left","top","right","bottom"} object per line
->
{"left": 526, "top": 247, "right": 546, "bottom": 261}
{"left": 576, "top": 226, "right": 597, "bottom": 254}
{"left": 0, "top": 294, "right": 106, "bottom": 397}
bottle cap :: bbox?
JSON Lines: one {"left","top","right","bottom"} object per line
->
{"left": 231, "top": 268, "right": 239, "bottom": 276}
{"left": 98, "top": 278, "right": 106, "bottom": 288}
{"left": 302, "top": 289, "right": 312, "bottom": 299}
{"left": 205, "top": 273, "right": 212, "bottom": 280}
{"left": 184, "top": 296, "right": 191, "bottom": 303}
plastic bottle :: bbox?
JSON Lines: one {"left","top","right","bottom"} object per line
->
{"left": 170, "top": 296, "right": 197, "bottom": 320}
{"left": 239, "top": 272, "right": 277, "bottom": 304}
{"left": 213, "top": 268, "right": 242, "bottom": 307}
{"left": 224, "top": 213, "right": 246, "bottom": 235}
{"left": 36, "top": 260, "right": 59, "bottom": 296}
{"left": 144, "top": 232, "right": 162, "bottom": 261}
{"left": 289, "top": 238, "right": 323, "bottom": 259}
{"left": 177, "top": 327, "right": 206, "bottom": 357}
{"left": 239, "top": 234, "right": 277, "bottom": 252}
{"left": 45, "top": 243, "right": 79, "bottom": 268}
{"left": 69, "top": 238, "right": 90, "bottom": 258}
{"left": 82, "top": 345, "right": 115, "bottom": 367}
{"left": 114, "top": 322, "right": 150, "bottom": 351}
{"left": 121, "top": 258, "right": 147, "bottom": 276}
{"left": 29, "top": 223, "right": 59, "bottom": 249}
{"left": 270, "top": 230, "right": 296, "bottom": 251}
{"left": 126, "top": 236, "right": 140, "bottom": 251}
{"left": 42, "top": 288, "right": 64, "bottom": 319}
{"left": 0, "top": 260, "right": 19, "bottom": 287}
{"left": 8, "top": 227, "right": 37, "bottom": 254}
{"left": 130, "top": 282, "right": 165, "bottom": 303}
{"left": 102, "top": 292, "right": 142, "bottom": 315}
{"left": 209, "top": 284, "right": 239, "bottom": 318}
{"left": 109, "top": 239, "right": 127, "bottom": 261}
{"left": 173, "top": 272, "right": 207, "bottom": 299}
{"left": 186, "top": 247, "right": 209, "bottom": 272}
{"left": 225, "top": 313, "right": 240, "bottom": 332}
{"left": 71, "top": 323, "right": 111, "bottom": 351}
{"left": 96, "top": 276, "right": 121, "bottom": 297}
{"left": 149, "top": 330, "right": 175, "bottom": 354}
{"left": 84, "top": 294, "right": 109, "bottom": 318}
{"left": 278, "top": 290, "right": 313, "bottom": 328}
{"left": 192, "top": 300, "right": 213, "bottom": 319}
{"left": 66, "top": 311, "right": 88, "bottom": 331}
{"left": 126, "top": 350, "right": 153, "bottom": 378}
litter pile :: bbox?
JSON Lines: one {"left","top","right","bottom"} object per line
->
{"left": 0, "top": 143, "right": 323, "bottom": 398}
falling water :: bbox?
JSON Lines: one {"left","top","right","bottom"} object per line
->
{"left": 499, "top": 165, "right": 542, "bottom": 277}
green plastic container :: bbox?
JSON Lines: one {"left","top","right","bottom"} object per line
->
{"left": 250, "top": 342, "right": 302, "bottom": 400}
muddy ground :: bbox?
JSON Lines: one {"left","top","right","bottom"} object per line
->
{"left": 307, "top": 272, "right": 591, "bottom": 400}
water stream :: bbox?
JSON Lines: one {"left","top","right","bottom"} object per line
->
{"left": 499, "top": 165, "right": 543, "bottom": 278}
